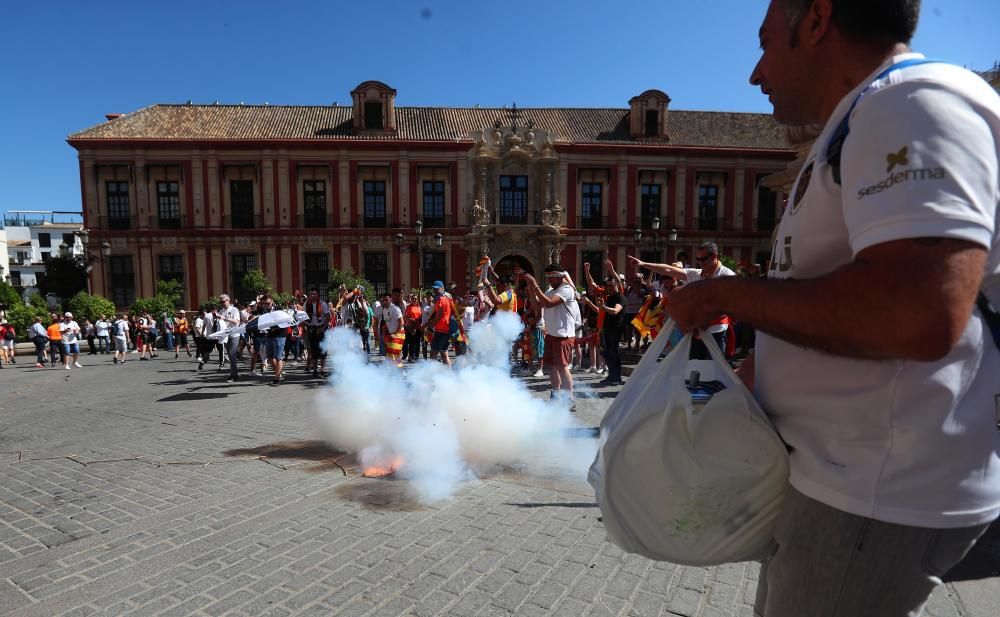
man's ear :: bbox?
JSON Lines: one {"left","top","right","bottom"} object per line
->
{"left": 803, "top": 0, "right": 834, "bottom": 46}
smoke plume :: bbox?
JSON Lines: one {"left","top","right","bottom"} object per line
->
{"left": 315, "top": 311, "right": 596, "bottom": 503}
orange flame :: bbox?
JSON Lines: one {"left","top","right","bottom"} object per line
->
{"left": 362, "top": 456, "right": 405, "bottom": 478}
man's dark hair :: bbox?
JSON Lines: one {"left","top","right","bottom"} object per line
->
{"left": 308, "top": 286, "right": 319, "bottom": 294}
{"left": 698, "top": 241, "right": 719, "bottom": 255}
{"left": 543, "top": 263, "right": 564, "bottom": 274}
{"left": 781, "top": 0, "right": 920, "bottom": 45}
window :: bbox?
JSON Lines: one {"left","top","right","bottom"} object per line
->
{"left": 38, "top": 233, "right": 51, "bottom": 248}
{"left": 230, "top": 254, "right": 257, "bottom": 305}
{"left": 364, "top": 102, "right": 384, "bottom": 129}
{"left": 640, "top": 183, "right": 661, "bottom": 228}
{"left": 40, "top": 252, "right": 50, "bottom": 261}
{"left": 106, "top": 181, "right": 131, "bottom": 229}
{"left": 364, "top": 252, "right": 389, "bottom": 296}
{"left": 10, "top": 271, "right": 21, "bottom": 287}
{"left": 157, "top": 181, "right": 181, "bottom": 229}
{"left": 698, "top": 185, "right": 719, "bottom": 230}
{"left": 303, "top": 253, "right": 329, "bottom": 301}
{"left": 582, "top": 251, "right": 604, "bottom": 284}
{"left": 230, "top": 180, "right": 255, "bottom": 229}
{"left": 422, "top": 251, "right": 446, "bottom": 288}
{"left": 422, "top": 181, "right": 446, "bottom": 227}
{"left": 109, "top": 255, "right": 135, "bottom": 308}
{"left": 756, "top": 177, "right": 778, "bottom": 232}
{"left": 498, "top": 175, "right": 528, "bottom": 224}
{"left": 63, "top": 233, "right": 75, "bottom": 246}
{"left": 644, "top": 110, "right": 659, "bottom": 137}
{"left": 581, "top": 183, "right": 603, "bottom": 229}
{"left": 303, "top": 180, "right": 327, "bottom": 228}
{"left": 159, "top": 255, "right": 184, "bottom": 283}
{"left": 363, "top": 180, "right": 386, "bottom": 227}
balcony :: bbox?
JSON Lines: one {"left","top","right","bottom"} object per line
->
{"left": 420, "top": 214, "right": 452, "bottom": 229}
{"left": 98, "top": 215, "right": 137, "bottom": 230}
{"left": 697, "top": 218, "right": 732, "bottom": 232}
{"left": 224, "top": 214, "right": 261, "bottom": 230}
{"left": 577, "top": 215, "right": 609, "bottom": 230}
{"left": 363, "top": 216, "right": 388, "bottom": 229}
{"left": 152, "top": 215, "right": 185, "bottom": 230}
{"left": 302, "top": 210, "right": 333, "bottom": 229}
{"left": 496, "top": 210, "right": 542, "bottom": 226}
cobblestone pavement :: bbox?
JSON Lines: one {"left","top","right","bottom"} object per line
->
{"left": 0, "top": 350, "right": 997, "bottom": 616}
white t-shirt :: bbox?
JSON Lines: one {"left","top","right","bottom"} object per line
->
{"left": 218, "top": 306, "right": 241, "bottom": 343}
{"left": 381, "top": 304, "right": 404, "bottom": 334}
{"left": 60, "top": 320, "right": 80, "bottom": 344}
{"left": 682, "top": 264, "right": 736, "bottom": 334}
{"left": 95, "top": 320, "right": 110, "bottom": 337}
{"left": 756, "top": 54, "right": 1000, "bottom": 528}
{"left": 542, "top": 284, "right": 579, "bottom": 338}
{"left": 462, "top": 306, "right": 475, "bottom": 331}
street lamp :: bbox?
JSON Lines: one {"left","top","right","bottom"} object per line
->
{"left": 75, "top": 229, "right": 94, "bottom": 295}
{"left": 395, "top": 221, "right": 443, "bottom": 288}
{"left": 101, "top": 241, "right": 112, "bottom": 301}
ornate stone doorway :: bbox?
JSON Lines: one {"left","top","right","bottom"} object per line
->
{"left": 494, "top": 255, "right": 534, "bottom": 279}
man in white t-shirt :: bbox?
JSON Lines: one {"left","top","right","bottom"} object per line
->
{"left": 94, "top": 315, "right": 111, "bottom": 354}
{"left": 217, "top": 294, "right": 242, "bottom": 382}
{"left": 666, "top": 2, "right": 1000, "bottom": 615}
{"left": 111, "top": 313, "right": 130, "bottom": 364}
{"left": 629, "top": 241, "right": 736, "bottom": 358}
{"left": 59, "top": 312, "right": 83, "bottom": 369}
{"left": 523, "top": 264, "right": 580, "bottom": 410}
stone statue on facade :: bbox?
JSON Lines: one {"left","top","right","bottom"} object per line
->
{"left": 470, "top": 199, "right": 491, "bottom": 228}
{"left": 540, "top": 201, "right": 563, "bottom": 227}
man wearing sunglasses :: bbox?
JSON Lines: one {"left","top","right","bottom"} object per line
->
{"left": 664, "top": 1, "right": 1000, "bottom": 615}
{"left": 627, "top": 242, "right": 735, "bottom": 357}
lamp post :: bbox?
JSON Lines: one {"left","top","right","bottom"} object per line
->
{"left": 394, "top": 221, "right": 444, "bottom": 289}
{"left": 101, "top": 241, "right": 112, "bottom": 302}
{"left": 75, "top": 229, "right": 93, "bottom": 295}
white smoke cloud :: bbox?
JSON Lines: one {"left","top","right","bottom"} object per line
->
{"left": 315, "top": 311, "right": 597, "bottom": 503}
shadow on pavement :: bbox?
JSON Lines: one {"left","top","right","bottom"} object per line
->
{"left": 334, "top": 480, "right": 426, "bottom": 512}
{"left": 223, "top": 439, "right": 358, "bottom": 473}
{"left": 506, "top": 502, "right": 598, "bottom": 509}
{"left": 158, "top": 392, "right": 231, "bottom": 402}
{"left": 945, "top": 519, "right": 1000, "bottom": 582}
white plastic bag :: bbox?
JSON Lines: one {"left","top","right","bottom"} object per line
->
{"left": 588, "top": 321, "right": 788, "bottom": 565}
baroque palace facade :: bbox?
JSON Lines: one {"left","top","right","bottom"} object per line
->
{"left": 69, "top": 81, "right": 795, "bottom": 307}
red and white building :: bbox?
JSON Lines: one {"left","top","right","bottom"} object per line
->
{"left": 69, "top": 81, "right": 794, "bottom": 307}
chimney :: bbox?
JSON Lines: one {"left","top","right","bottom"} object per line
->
{"left": 628, "top": 90, "right": 671, "bottom": 140}
{"left": 105, "top": 113, "right": 123, "bottom": 121}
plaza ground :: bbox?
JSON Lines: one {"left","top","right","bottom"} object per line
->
{"left": 0, "top": 350, "right": 997, "bottom": 616}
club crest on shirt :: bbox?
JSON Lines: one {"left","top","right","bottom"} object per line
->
{"left": 790, "top": 160, "right": 814, "bottom": 215}
{"left": 886, "top": 146, "right": 908, "bottom": 172}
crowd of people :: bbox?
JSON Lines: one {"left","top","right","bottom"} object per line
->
{"left": 0, "top": 242, "right": 754, "bottom": 398}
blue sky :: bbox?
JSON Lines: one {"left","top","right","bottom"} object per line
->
{"left": 1, "top": 0, "right": 997, "bottom": 216}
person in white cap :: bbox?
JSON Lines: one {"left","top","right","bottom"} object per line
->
{"left": 60, "top": 312, "right": 82, "bottom": 369}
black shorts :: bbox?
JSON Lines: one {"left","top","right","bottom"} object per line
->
{"left": 430, "top": 331, "right": 451, "bottom": 352}
{"left": 177, "top": 333, "right": 188, "bottom": 345}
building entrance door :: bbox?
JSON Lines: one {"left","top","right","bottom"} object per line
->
{"left": 494, "top": 255, "right": 534, "bottom": 281}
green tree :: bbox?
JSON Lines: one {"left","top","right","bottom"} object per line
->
{"left": 328, "top": 267, "right": 377, "bottom": 302}
{"left": 66, "top": 292, "right": 117, "bottom": 323}
{"left": 719, "top": 254, "right": 741, "bottom": 273}
{"left": 28, "top": 293, "right": 48, "bottom": 310}
{"left": 0, "top": 281, "right": 21, "bottom": 312}
{"left": 5, "top": 302, "right": 50, "bottom": 341}
{"left": 272, "top": 292, "right": 295, "bottom": 307}
{"left": 131, "top": 295, "right": 175, "bottom": 319}
{"left": 37, "top": 255, "right": 87, "bottom": 305}
{"left": 156, "top": 279, "right": 185, "bottom": 309}
{"left": 241, "top": 269, "right": 272, "bottom": 296}
{"left": 198, "top": 298, "right": 220, "bottom": 312}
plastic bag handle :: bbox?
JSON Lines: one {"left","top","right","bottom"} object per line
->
{"left": 699, "top": 327, "right": 766, "bottom": 418}
{"left": 625, "top": 318, "right": 681, "bottom": 386}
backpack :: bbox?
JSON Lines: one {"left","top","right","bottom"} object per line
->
{"left": 112, "top": 321, "right": 123, "bottom": 337}
{"left": 352, "top": 302, "right": 368, "bottom": 328}
{"left": 3, "top": 326, "right": 13, "bottom": 340}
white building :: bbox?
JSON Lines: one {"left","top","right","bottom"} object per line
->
{"left": 2, "top": 211, "right": 83, "bottom": 302}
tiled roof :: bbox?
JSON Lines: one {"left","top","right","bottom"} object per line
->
{"left": 7, "top": 240, "right": 32, "bottom": 247}
{"left": 69, "top": 104, "right": 789, "bottom": 150}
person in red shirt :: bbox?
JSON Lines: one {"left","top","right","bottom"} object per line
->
{"left": 425, "top": 281, "right": 453, "bottom": 367}
{"left": 403, "top": 293, "right": 424, "bottom": 362}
